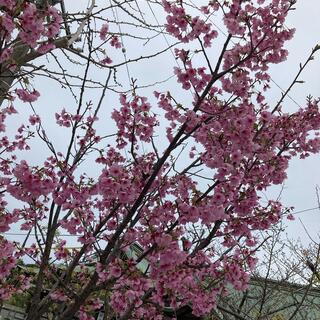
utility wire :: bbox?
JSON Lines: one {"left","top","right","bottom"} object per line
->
{"left": 292, "top": 206, "right": 320, "bottom": 215}
{"left": 2, "top": 233, "right": 79, "bottom": 237}
{"left": 2, "top": 206, "right": 319, "bottom": 238}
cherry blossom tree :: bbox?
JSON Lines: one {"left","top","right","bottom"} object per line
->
{"left": 0, "top": 0, "right": 319, "bottom": 319}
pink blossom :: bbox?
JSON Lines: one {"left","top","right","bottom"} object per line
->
{"left": 19, "top": 4, "right": 44, "bottom": 48}
{"left": 37, "top": 42, "right": 56, "bottom": 54}
{"left": 0, "top": 0, "right": 14, "bottom": 10}
{"left": 16, "top": 89, "right": 40, "bottom": 103}
{"left": 0, "top": 47, "right": 12, "bottom": 63}
{"left": 29, "top": 115, "right": 41, "bottom": 125}
{"left": 101, "top": 56, "right": 112, "bottom": 64}
{"left": 50, "top": 290, "right": 69, "bottom": 302}
{"left": 100, "top": 23, "right": 109, "bottom": 40}
{"left": 110, "top": 36, "right": 122, "bottom": 48}
{"left": 287, "top": 213, "right": 295, "bottom": 221}
{"left": 45, "top": 7, "right": 62, "bottom": 38}
{"left": 110, "top": 265, "right": 122, "bottom": 278}
{"left": 0, "top": 14, "right": 14, "bottom": 40}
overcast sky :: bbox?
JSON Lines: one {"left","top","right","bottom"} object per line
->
{"left": 4, "top": 1, "right": 320, "bottom": 249}
{"left": 265, "top": 0, "right": 320, "bottom": 243}
{"left": 64, "top": 0, "right": 320, "bottom": 244}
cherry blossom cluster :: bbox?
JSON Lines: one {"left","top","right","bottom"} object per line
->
{"left": 99, "top": 22, "right": 121, "bottom": 64}
{"left": 0, "top": 1, "right": 62, "bottom": 104}
{"left": 0, "top": 2, "right": 61, "bottom": 51}
{"left": 174, "top": 49, "right": 212, "bottom": 91}
{"left": 16, "top": 89, "right": 40, "bottom": 103}
{"left": 0, "top": 238, "right": 30, "bottom": 302}
{"left": 112, "top": 94, "right": 158, "bottom": 148}
{"left": 162, "top": 0, "right": 218, "bottom": 46}
{"left": 6, "top": 160, "right": 57, "bottom": 202}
